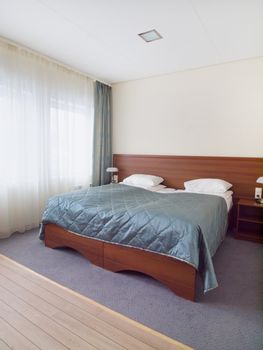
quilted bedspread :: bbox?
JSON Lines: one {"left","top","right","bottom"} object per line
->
{"left": 39, "top": 184, "right": 228, "bottom": 292}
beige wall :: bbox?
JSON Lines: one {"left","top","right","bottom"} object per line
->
{"left": 112, "top": 58, "right": 263, "bottom": 157}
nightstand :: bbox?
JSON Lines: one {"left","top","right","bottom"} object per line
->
{"left": 235, "top": 199, "right": 263, "bottom": 244}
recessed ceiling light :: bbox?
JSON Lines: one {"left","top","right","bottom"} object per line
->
{"left": 138, "top": 29, "right": 163, "bottom": 43}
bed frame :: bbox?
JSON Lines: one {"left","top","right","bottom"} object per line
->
{"left": 44, "top": 154, "right": 263, "bottom": 301}
{"left": 45, "top": 224, "right": 196, "bottom": 300}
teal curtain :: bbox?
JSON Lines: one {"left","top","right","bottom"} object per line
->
{"left": 92, "top": 81, "right": 112, "bottom": 186}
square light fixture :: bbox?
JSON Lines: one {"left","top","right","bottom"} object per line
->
{"left": 138, "top": 29, "right": 163, "bottom": 43}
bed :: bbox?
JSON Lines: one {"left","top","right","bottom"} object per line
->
{"left": 40, "top": 154, "right": 263, "bottom": 301}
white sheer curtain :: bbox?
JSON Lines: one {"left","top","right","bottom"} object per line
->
{"left": 0, "top": 40, "right": 94, "bottom": 238}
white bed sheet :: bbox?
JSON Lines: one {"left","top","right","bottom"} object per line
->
{"left": 156, "top": 189, "right": 233, "bottom": 212}
{"left": 120, "top": 183, "right": 233, "bottom": 211}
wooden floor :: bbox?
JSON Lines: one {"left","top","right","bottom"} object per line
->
{"left": 0, "top": 254, "right": 193, "bottom": 350}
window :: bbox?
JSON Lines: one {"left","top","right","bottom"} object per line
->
{"left": 0, "top": 41, "right": 94, "bottom": 237}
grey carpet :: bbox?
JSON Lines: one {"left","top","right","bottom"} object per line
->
{"left": 0, "top": 229, "right": 262, "bottom": 350}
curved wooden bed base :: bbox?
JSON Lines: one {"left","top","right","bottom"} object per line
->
{"left": 44, "top": 223, "right": 197, "bottom": 301}
{"left": 43, "top": 155, "right": 263, "bottom": 302}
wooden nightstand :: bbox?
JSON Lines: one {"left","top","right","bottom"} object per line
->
{"left": 235, "top": 199, "right": 263, "bottom": 244}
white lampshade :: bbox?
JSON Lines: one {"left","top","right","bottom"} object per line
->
{"left": 106, "top": 167, "right": 118, "bottom": 173}
{"left": 256, "top": 176, "right": 263, "bottom": 184}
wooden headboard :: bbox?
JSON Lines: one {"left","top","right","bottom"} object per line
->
{"left": 113, "top": 154, "right": 263, "bottom": 200}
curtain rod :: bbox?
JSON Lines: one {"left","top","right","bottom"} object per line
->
{"left": 0, "top": 35, "right": 111, "bottom": 87}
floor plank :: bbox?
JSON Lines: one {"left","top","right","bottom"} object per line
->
{"left": 0, "top": 270, "right": 150, "bottom": 350}
{"left": 0, "top": 254, "right": 193, "bottom": 350}
{"left": 0, "top": 318, "right": 37, "bottom": 350}
{"left": 0, "top": 284, "right": 97, "bottom": 350}
{"left": 0, "top": 298, "right": 68, "bottom": 350}
{"left": 0, "top": 339, "right": 12, "bottom": 350}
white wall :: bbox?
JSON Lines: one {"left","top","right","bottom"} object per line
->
{"left": 112, "top": 58, "right": 263, "bottom": 157}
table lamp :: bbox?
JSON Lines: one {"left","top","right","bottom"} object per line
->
{"left": 106, "top": 167, "right": 119, "bottom": 183}
{"left": 256, "top": 177, "right": 263, "bottom": 204}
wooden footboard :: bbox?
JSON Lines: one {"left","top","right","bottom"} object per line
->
{"left": 104, "top": 243, "right": 196, "bottom": 301}
{"left": 44, "top": 224, "right": 196, "bottom": 301}
{"left": 45, "top": 224, "right": 104, "bottom": 267}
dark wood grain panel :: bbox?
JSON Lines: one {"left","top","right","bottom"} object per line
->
{"left": 44, "top": 224, "right": 196, "bottom": 301}
{"left": 45, "top": 224, "right": 104, "bottom": 267}
{"left": 235, "top": 199, "right": 263, "bottom": 243}
{"left": 113, "top": 154, "right": 263, "bottom": 199}
{"left": 104, "top": 244, "right": 196, "bottom": 301}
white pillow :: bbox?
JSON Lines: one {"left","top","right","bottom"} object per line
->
{"left": 123, "top": 174, "right": 164, "bottom": 187}
{"left": 184, "top": 178, "right": 232, "bottom": 193}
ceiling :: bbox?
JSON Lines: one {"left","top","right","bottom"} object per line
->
{"left": 0, "top": 0, "right": 262, "bottom": 84}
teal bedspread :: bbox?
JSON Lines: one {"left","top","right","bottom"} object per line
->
{"left": 39, "top": 184, "right": 228, "bottom": 292}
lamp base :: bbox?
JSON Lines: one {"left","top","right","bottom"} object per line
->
{"left": 110, "top": 174, "right": 118, "bottom": 184}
